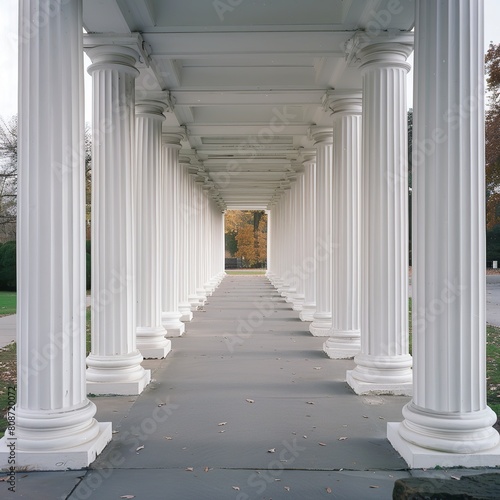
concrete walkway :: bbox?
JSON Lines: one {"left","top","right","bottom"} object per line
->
{"left": 2, "top": 275, "right": 499, "bottom": 498}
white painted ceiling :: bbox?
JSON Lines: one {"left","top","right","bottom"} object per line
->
{"left": 82, "top": 0, "right": 414, "bottom": 210}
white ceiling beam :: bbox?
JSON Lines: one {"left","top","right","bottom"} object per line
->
{"left": 142, "top": 31, "right": 348, "bottom": 58}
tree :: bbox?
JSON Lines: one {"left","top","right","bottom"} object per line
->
{"left": 0, "top": 115, "right": 92, "bottom": 239}
{"left": 235, "top": 225, "right": 257, "bottom": 266}
{"left": 485, "top": 43, "right": 500, "bottom": 230}
{"left": 0, "top": 116, "right": 18, "bottom": 241}
{"left": 225, "top": 210, "right": 267, "bottom": 267}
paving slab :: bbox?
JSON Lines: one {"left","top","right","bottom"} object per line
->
{"left": 1, "top": 276, "right": 499, "bottom": 499}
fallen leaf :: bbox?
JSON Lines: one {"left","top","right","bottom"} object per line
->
{"left": 284, "top": 486, "right": 290, "bottom": 491}
{"left": 318, "top": 442, "right": 327, "bottom": 446}
{"left": 268, "top": 448, "right": 276, "bottom": 453}
{"left": 185, "top": 467, "right": 194, "bottom": 472}
{"left": 369, "top": 485, "right": 380, "bottom": 488}
{"left": 232, "top": 486, "right": 240, "bottom": 491}
{"left": 164, "top": 436, "right": 173, "bottom": 440}
{"left": 246, "top": 399, "right": 255, "bottom": 403}
{"left": 326, "top": 487, "right": 332, "bottom": 494}
{"left": 218, "top": 422, "right": 227, "bottom": 426}
{"left": 136, "top": 445, "right": 144, "bottom": 452}
{"left": 338, "top": 437, "right": 348, "bottom": 441}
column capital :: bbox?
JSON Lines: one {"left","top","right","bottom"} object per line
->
{"left": 322, "top": 90, "right": 362, "bottom": 115}
{"left": 136, "top": 91, "right": 174, "bottom": 113}
{"left": 346, "top": 31, "right": 413, "bottom": 72}
{"left": 135, "top": 100, "right": 167, "bottom": 121}
{"left": 85, "top": 44, "right": 141, "bottom": 77}
{"left": 308, "top": 126, "right": 333, "bottom": 145}
{"left": 162, "top": 129, "right": 186, "bottom": 148}
{"left": 84, "top": 32, "right": 150, "bottom": 66}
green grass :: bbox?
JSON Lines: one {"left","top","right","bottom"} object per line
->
{"left": 225, "top": 269, "right": 266, "bottom": 275}
{"left": 487, "top": 325, "right": 500, "bottom": 417}
{"left": 0, "top": 342, "right": 16, "bottom": 437}
{"left": 0, "top": 291, "right": 16, "bottom": 316}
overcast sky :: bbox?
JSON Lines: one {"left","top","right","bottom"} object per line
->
{"left": 1, "top": 0, "right": 499, "bottom": 122}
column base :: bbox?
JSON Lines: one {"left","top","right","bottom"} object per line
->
{"left": 284, "top": 288, "right": 296, "bottom": 303}
{"left": 387, "top": 422, "right": 500, "bottom": 468}
{"left": 138, "top": 340, "right": 171, "bottom": 360}
{"left": 162, "top": 312, "right": 185, "bottom": 337}
{"left": 180, "top": 311, "right": 194, "bottom": 322}
{"left": 0, "top": 422, "right": 112, "bottom": 471}
{"left": 179, "top": 301, "right": 193, "bottom": 322}
{"left": 323, "top": 332, "right": 361, "bottom": 359}
{"left": 346, "top": 369, "right": 412, "bottom": 396}
{"left": 137, "top": 326, "right": 171, "bottom": 359}
{"left": 87, "top": 370, "right": 151, "bottom": 396}
{"left": 309, "top": 315, "right": 332, "bottom": 336}
{"left": 86, "top": 351, "right": 151, "bottom": 395}
{"left": 299, "top": 305, "right": 316, "bottom": 322}
{"left": 292, "top": 294, "right": 304, "bottom": 311}
{"left": 188, "top": 294, "right": 201, "bottom": 311}
{"left": 196, "top": 288, "right": 207, "bottom": 305}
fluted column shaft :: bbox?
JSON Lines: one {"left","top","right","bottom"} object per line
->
{"left": 161, "top": 136, "right": 185, "bottom": 336}
{"left": 292, "top": 170, "right": 306, "bottom": 311}
{"left": 388, "top": 0, "right": 499, "bottom": 463}
{"left": 0, "top": 0, "right": 111, "bottom": 469}
{"left": 323, "top": 96, "right": 362, "bottom": 359}
{"left": 178, "top": 155, "right": 194, "bottom": 321}
{"left": 309, "top": 128, "right": 333, "bottom": 336}
{"left": 135, "top": 102, "right": 171, "bottom": 358}
{"left": 299, "top": 158, "right": 317, "bottom": 321}
{"left": 85, "top": 45, "right": 150, "bottom": 395}
{"left": 346, "top": 37, "right": 413, "bottom": 395}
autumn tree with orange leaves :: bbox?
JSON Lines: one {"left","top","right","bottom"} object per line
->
{"left": 225, "top": 210, "right": 267, "bottom": 267}
{"left": 486, "top": 43, "right": 500, "bottom": 230}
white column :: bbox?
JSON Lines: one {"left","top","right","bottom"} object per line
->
{"left": 177, "top": 154, "right": 194, "bottom": 322}
{"left": 85, "top": 44, "right": 151, "bottom": 395}
{"left": 161, "top": 134, "right": 185, "bottom": 336}
{"left": 291, "top": 168, "right": 306, "bottom": 311}
{"left": 309, "top": 127, "right": 333, "bottom": 336}
{"left": 0, "top": 0, "right": 111, "bottom": 470}
{"left": 323, "top": 94, "right": 362, "bottom": 359}
{"left": 187, "top": 166, "right": 202, "bottom": 310}
{"left": 346, "top": 35, "right": 413, "bottom": 395}
{"left": 388, "top": 0, "right": 500, "bottom": 468}
{"left": 135, "top": 101, "right": 171, "bottom": 358}
{"left": 299, "top": 156, "right": 317, "bottom": 322}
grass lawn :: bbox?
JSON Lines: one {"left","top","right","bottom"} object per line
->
{"left": 0, "top": 291, "right": 16, "bottom": 316}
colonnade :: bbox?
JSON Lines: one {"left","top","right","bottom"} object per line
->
{"left": 268, "top": 0, "right": 500, "bottom": 468}
{"left": 1, "top": 0, "right": 498, "bottom": 472}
